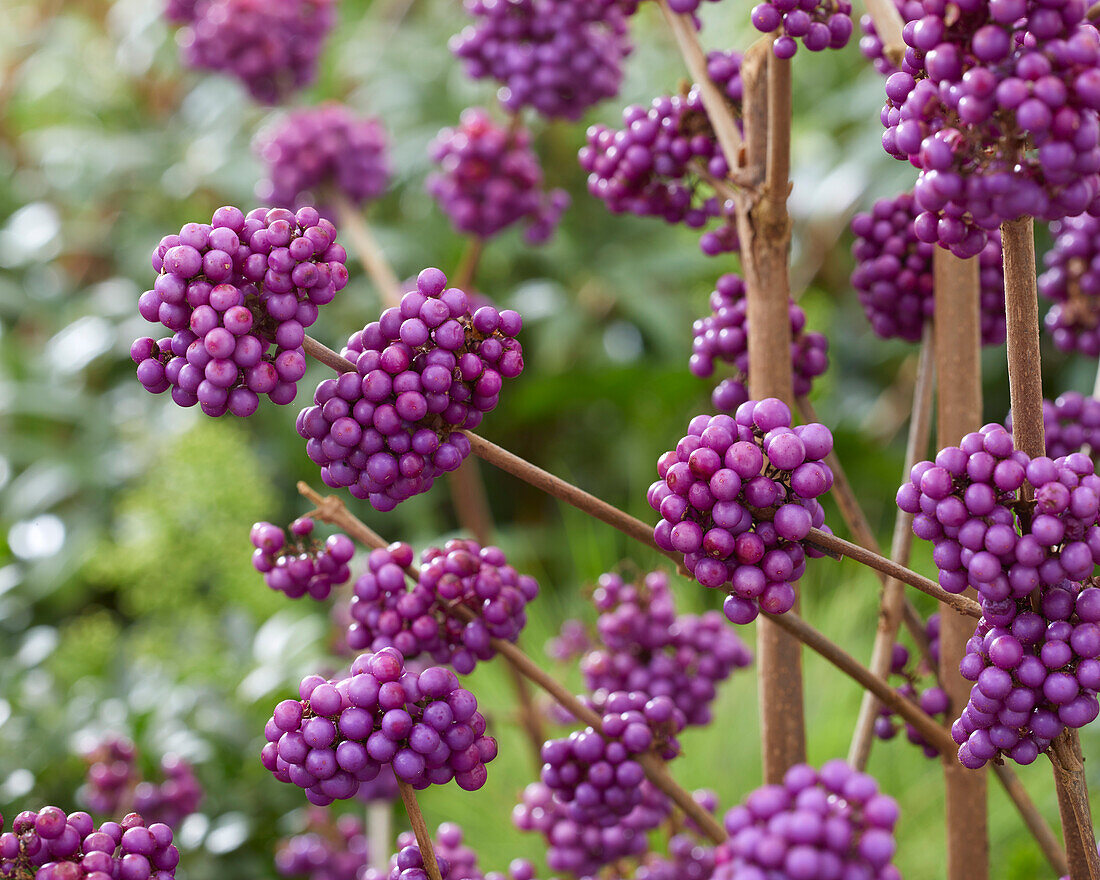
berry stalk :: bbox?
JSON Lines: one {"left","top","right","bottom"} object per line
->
{"left": 331, "top": 192, "right": 405, "bottom": 309}
{"left": 860, "top": 0, "right": 904, "bottom": 65}
{"left": 298, "top": 336, "right": 982, "bottom": 615}
{"left": 934, "top": 246, "right": 989, "bottom": 880}
{"left": 396, "top": 779, "right": 443, "bottom": 880}
{"left": 847, "top": 328, "right": 935, "bottom": 770}
{"left": 1003, "top": 215, "right": 1100, "bottom": 880}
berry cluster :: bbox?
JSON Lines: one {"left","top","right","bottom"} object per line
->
{"left": 751, "top": 0, "right": 854, "bottom": 58}
{"left": 715, "top": 761, "right": 900, "bottom": 879}
{"left": 298, "top": 268, "right": 524, "bottom": 511}
{"left": 250, "top": 517, "right": 355, "bottom": 600}
{"left": 649, "top": 400, "right": 834, "bottom": 624}
{"left": 365, "top": 824, "right": 546, "bottom": 880}
{"left": 576, "top": 570, "right": 752, "bottom": 726}
{"left": 171, "top": 0, "right": 336, "bottom": 104}
{"left": 1006, "top": 392, "right": 1100, "bottom": 461}
{"left": 873, "top": 621, "right": 950, "bottom": 759}
{"left": 1039, "top": 213, "right": 1100, "bottom": 356}
{"left": 579, "top": 52, "right": 744, "bottom": 258}
{"left": 513, "top": 780, "right": 671, "bottom": 876}
{"left": 256, "top": 104, "right": 391, "bottom": 211}
{"left": 953, "top": 581, "right": 1100, "bottom": 768}
{"left": 79, "top": 736, "right": 203, "bottom": 828}
{"left": 897, "top": 425, "right": 1100, "bottom": 601}
{"left": 134, "top": 205, "right": 348, "bottom": 417}
{"left": 355, "top": 764, "right": 399, "bottom": 804}
{"left": 261, "top": 649, "right": 497, "bottom": 804}
{"left": 880, "top": 2, "right": 1100, "bottom": 257}
{"left": 346, "top": 540, "right": 538, "bottom": 673}
{"left": 690, "top": 273, "right": 829, "bottom": 412}
{"left": 275, "top": 807, "right": 368, "bottom": 880}
{"left": 850, "top": 191, "right": 1006, "bottom": 344}
{"left": 546, "top": 619, "right": 591, "bottom": 662}
{"left": 450, "top": 0, "right": 631, "bottom": 121}
{"left": 540, "top": 691, "right": 684, "bottom": 827}
{"left": 0, "top": 808, "right": 180, "bottom": 880}
{"left": 427, "top": 109, "right": 569, "bottom": 244}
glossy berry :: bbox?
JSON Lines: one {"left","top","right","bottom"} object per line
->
{"left": 250, "top": 518, "right": 355, "bottom": 601}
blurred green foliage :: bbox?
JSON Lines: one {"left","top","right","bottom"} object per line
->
{"left": 1, "top": 1, "right": 1098, "bottom": 878}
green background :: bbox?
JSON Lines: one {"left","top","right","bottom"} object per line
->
{"left": 0, "top": 1, "right": 1095, "bottom": 878}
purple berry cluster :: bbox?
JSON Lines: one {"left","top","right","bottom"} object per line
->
{"left": 0, "top": 808, "right": 180, "bottom": 880}
{"left": 427, "top": 109, "right": 569, "bottom": 244}
{"left": 540, "top": 691, "right": 684, "bottom": 827}
{"left": 649, "top": 399, "right": 834, "bottom": 624}
{"left": 513, "top": 779, "right": 671, "bottom": 876}
{"left": 79, "top": 737, "right": 202, "bottom": 829}
{"left": 690, "top": 273, "right": 829, "bottom": 412}
{"left": 250, "top": 517, "right": 355, "bottom": 600}
{"left": 365, "top": 824, "right": 547, "bottom": 880}
{"left": 857, "top": 0, "right": 922, "bottom": 75}
{"left": 579, "top": 52, "right": 744, "bottom": 258}
{"left": 298, "top": 268, "right": 524, "bottom": 511}
{"left": 261, "top": 648, "right": 497, "bottom": 804}
{"left": 275, "top": 807, "right": 368, "bottom": 880}
{"left": 751, "top": 0, "right": 854, "bottom": 58}
{"left": 134, "top": 205, "right": 348, "bottom": 417}
{"left": 450, "top": 0, "right": 631, "bottom": 121}
{"left": 546, "top": 619, "right": 592, "bottom": 662}
{"left": 1039, "top": 213, "right": 1100, "bottom": 356}
{"left": 576, "top": 570, "right": 752, "bottom": 726}
{"left": 897, "top": 424, "right": 1100, "bottom": 600}
{"left": 873, "top": 621, "right": 950, "bottom": 759}
{"left": 881, "top": 1, "right": 1100, "bottom": 257}
{"left": 171, "top": 0, "right": 336, "bottom": 104}
{"left": 714, "top": 761, "right": 900, "bottom": 880}
{"left": 355, "top": 764, "right": 399, "bottom": 804}
{"left": 345, "top": 539, "right": 538, "bottom": 673}
{"left": 850, "top": 191, "right": 1006, "bottom": 344}
{"left": 1006, "top": 392, "right": 1100, "bottom": 461}
{"left": 952, "top": 581, "right": 1100, "bottom": 768}
{"left": 256, "top": 103, "right": 391, "bottom": 211}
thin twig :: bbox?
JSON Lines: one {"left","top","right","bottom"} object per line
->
{"left": 1003, "top": 216, "right": 1099, "bottom": 880}
{"left": 845, "top": 328, "right": 935, "bottom": 770}
{"left": 861, "top": 0, "right": 905, "bottom": 66}
{"left": 396, "top": 780, "right": 443, "bottom": 880}
{"left": 655, "top": 0, "right": 744, "bottom": 174}
{"left": 452, "top": 237, "right": 485, "bottom": 293}
{"left": 332, "top": 192, "right": 405, "bottom": 309}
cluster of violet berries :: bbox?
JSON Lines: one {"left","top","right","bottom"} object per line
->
{"left": 513, "top": 779, "right": 672, "bottom": 877}
{"left": 540, "top": 690, "right": 684, "bottom": 828}
{"left": 262, "top": 648, "right": 497, "bottom": 804}
{"left": 850, "top": 191, "right": 1006, "bottom": 344}
{"left": 427, "top": 109, "right": 569, "bottom": 244}
{"left": 449, "top": 0, "right": 631, "bottom": 121}
{"left": 952, "top": 581, "right": 1100, "bottom": 768}
{"left": 256, "top": 103, "right": 391, "bottom": 211}
{"left": 575, "top": 570, "right": 752, "bottom": 726}
{"left": 751, "top": 0, "right": 854, "bottom": 58}
{"left": 0, "top": 808, "right": 180, "bottom": 880}
{"left": 579, "top": 51, "right": 744, "bottom": 258}
{"left": 79, "top": 736, "right": 203, "bottom": 829}
{"left": 1006, "top": 392, "right": 1100, "bottom": 462}
{"left": 275, "top": 808, "right": 368, "bottom": 880}
{"left": 250, "top": 517, "right": 355, "bottom": 600}
{"left": 297, "top": 267, "right": 523, "bottom": 511}
{"left": 1039, "top": 212, "right": 1100, "bottom": 356}
{"left": 134, "top": 205, "right": 348, "bottom": 417}
{"left": 365, "top": 825, "right": 546, "bottom": 880}
{"left": 897, "top": 424, "right": 1100, "bottom": 766}
{"left": 880, "top": 1, "right": 1100, "bottom": 257}
{"left": 169, "top": 0, "right": 335, "bottom": 104}
{"left": 856, "top": 0, "right": 922, "bottom": 75}
{"left": 714, "top": 761, "right": 900, "bottom": 880}
{"left": 873, "top": 619, "right": 949, "bottom": 759}
{"left": 650, "top": 399, "right": 834, "bottom": 624}
{"left": 345, "top": 540, "right": 538, "bottom": 673}
{"left": 690, "top": 273, "right": 829, "bottom": 412}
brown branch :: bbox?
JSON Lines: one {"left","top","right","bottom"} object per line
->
{"left": 861, "top": 0, "right": 905, "bottom": 66}
{"left": 1003, "top": 216, "right": 1099, "bottom": 880}
{"left": 655, "top": 0, "right": 744, "bottom": 174}
{"left": 845, "top": 328, "right": 935, "bottom": 770}
{"left": 332, "top": 192, "right": 405, "bottom": 309}
{"left": 396, "top": 780, "right": 443, "bottom": 880}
